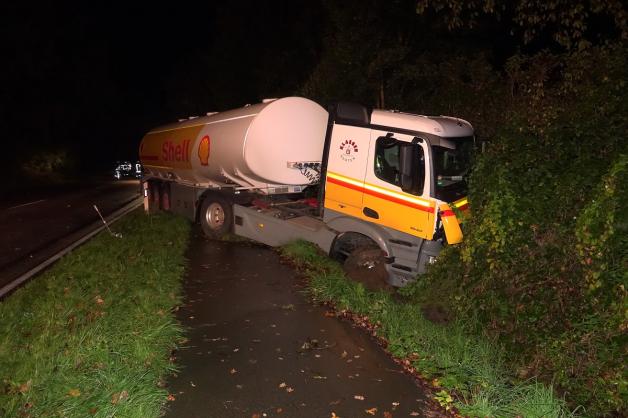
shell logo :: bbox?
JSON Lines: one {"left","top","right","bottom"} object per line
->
{"left": 198, "top": 135, "right": 210, "bottom": 166}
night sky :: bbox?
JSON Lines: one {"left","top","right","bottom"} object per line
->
{"left": 2, "top": 1, "right": 325, "bottom": 172}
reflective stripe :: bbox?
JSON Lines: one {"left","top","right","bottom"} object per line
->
{"left": 452, "top": 197, "right": 469, "bottom": 211}
{"left": 327, "top": 171, "right": 435, "bottom": 213}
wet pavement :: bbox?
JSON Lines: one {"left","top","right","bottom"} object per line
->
{"left": 165, "top": 230, "right": 446, "bottom": 418}
{"left": 0, "top": 180, "right": 140, "bottom": 288}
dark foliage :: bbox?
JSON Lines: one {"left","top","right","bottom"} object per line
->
{"left": 303, "top": 1, "right": 627, "bottom": 415}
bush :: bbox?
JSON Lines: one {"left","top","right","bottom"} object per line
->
{"left": 415, "top": 43, "right": 628, "bottom": 416}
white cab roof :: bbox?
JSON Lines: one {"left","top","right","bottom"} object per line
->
{"left": 371, "top": 110, "right": 473, "bottom": 138}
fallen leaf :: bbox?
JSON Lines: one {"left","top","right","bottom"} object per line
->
{"left": 410, "top": 412, "right": 420, "bottom": 416}
{"left": 279, "top": 382, "right": 287, "bottom": 388}
{"left": 331, "top": 413, "right": 341, "bottom": 418}
{"left": 252, "top": 414, "right": 261, "bottom": 418}
{"left": 68, "top": 388, "right": 81, "bottom": 397}
{"left": 167, "top": 394, "right": 176, "bottom": 401}
{"left": 341, "top": 351, "right": 348, "bottom": 358}
{"left": 276, "top": 407, "right": 283, "bottom": 413}
{"left": 111, "top": 390, "right": 129, "bottom": 404}
{"left": 190, "top": 382, "right": 196, "bottom": 387}
{"left": 354, "top": 395, "right": 365, "bottom": 401}
{"left": 365, "top": 407, "right": 377, "bottom": 415}
{"left": 95, "top": 296, "right": 104, "bottom": 305}
{"left": 286, "top": 387, "right": 294, "bottom": 393}
{"left": 18, "top": 380, "right": 32, "bottom": 394}
{"left": 229, "top": 368, "right": 237, "bottom": 374}
{"left": 383, "top": 412, "right": 393, "bottom": 418}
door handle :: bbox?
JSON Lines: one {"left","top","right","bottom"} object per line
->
{"left": 363, "top": 207, "right": 379, "bottom": 219}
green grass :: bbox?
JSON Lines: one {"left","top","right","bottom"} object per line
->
{"left": 0, "top": 210, "right": 190, "bottom": 418}
{"left": 280, "top": 240, "right": 578, "bottom": 418}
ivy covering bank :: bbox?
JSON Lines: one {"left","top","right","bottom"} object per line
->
{"left": 401, "top": 45, "right": 627, "bottom": 416}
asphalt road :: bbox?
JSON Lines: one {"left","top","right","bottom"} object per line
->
{"left": 0, "top": 179, "right": 141, "bottom": 291}
{"left": 165, "top": 232, "right": 448, "bottom": 418}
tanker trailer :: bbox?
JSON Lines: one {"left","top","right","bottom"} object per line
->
{"left": 139, "top": 97, "right": 327, "bottom": 236}
{"left": 140, "top": 97, "right": 473, "bottom": 287}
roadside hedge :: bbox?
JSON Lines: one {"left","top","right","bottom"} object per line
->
{"left": 403, "top": 43, "right": 628, "bottom": 416}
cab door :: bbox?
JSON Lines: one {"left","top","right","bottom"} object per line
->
{"left": 361, "top": 129, "right": 436, "bottom": 239}
{"left": 323, "top": 123, "right": 371, "bottom": 219}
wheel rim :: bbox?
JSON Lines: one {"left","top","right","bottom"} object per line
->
{"left": 205, "top": 202, "right": 225, "bottom": 230}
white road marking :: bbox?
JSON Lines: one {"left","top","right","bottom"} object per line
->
{"left": 6, "top": 199, "right": 46, "bottom": 210}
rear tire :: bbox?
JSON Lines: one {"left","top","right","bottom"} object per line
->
{"left": 199, "top": 195, "right": 233, "bottom": 239}
{"left": 147, "top": 180, "right": 161, "bottom": 212}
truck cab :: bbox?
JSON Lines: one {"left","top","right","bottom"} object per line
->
{"left": 321, "top": 103, "right": 473, "bottom": 286}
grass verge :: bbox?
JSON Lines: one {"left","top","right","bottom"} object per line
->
{"left": 279, "top": 240, "right": 579, "bottom": 418}
{"left": 0, "top": 210, "right": 190, "bottom": 417}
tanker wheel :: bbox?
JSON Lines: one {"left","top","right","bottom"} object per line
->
{"left": 200, "top": 195, "right": 233, "bottom": 239}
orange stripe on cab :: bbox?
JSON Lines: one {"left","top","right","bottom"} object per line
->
{"left": 326, "top": 174, "right": 434, "bottom": 214}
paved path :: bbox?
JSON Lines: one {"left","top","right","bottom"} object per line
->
{"left": 165, "top": 231, "right": 447, "bottom": 418}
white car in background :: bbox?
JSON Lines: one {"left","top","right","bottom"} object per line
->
{"left": 114, "top": 161, "right": 142, "bottom": 180}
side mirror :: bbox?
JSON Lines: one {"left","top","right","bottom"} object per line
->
{"left": 399, "top": 143, "right": 421, "bottom": 194}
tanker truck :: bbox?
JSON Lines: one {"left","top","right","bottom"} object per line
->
{"left": 139, "top": 97, "right": 472, "bottom": 287}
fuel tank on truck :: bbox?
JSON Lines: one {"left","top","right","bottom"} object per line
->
{"left": 139, "top": 97, "right": 328, "bottom": 193}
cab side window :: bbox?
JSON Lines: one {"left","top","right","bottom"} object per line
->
{"left": 374, "top": 136, "right": 425, "bottom": 194}
{"left": 375, "top": 137, "right": 401, "bottom": 186}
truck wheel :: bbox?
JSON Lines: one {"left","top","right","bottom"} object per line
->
{"left": 343, "top": 246, "right": 390, "bottom": 290}
{"left": 147, "top": 181, "right": 160, "bottom": 212}
{"left": 161, "top": 183, "right": 171, "bottom": 211}
{"left": 200, "top": 195, "right": 233, "bottom": 239}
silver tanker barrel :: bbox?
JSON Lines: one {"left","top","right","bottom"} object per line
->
{"left": 139, "top": 97, "right": 328, "bottom": 194}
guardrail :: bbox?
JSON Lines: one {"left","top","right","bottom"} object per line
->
{"left": 0, "top": 198, "right": 143, "bottom": 298}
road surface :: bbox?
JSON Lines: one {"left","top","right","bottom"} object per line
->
{"left": 0, "top": 179, "right": 140, "bottom": 292}
{"left": 165, "top": 231, "right": 448, "bottom": 418}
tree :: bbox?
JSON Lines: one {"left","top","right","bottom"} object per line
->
{"left": 415, "top": 0, "right": 628, "bottom": 49}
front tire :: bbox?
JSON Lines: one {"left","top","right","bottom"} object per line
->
{"left": 343, "top": 245, "right": 390, "bottom": 290}
{"left": 199, "top": 195, "right": 233, "bottom": 239}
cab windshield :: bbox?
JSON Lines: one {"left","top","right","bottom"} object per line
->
{"left": 432, "top": 137, "right": 474, "bottom": 202}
